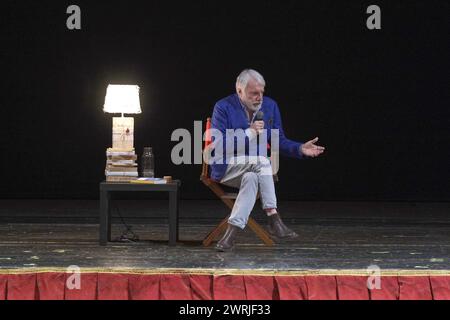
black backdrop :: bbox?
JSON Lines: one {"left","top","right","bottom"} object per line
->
{"left": 2, "top": 0, "right": 449, "bottom": 201}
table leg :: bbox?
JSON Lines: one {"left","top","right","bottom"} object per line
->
{"left": 176, "top": 186, "right": 180, "bottom": 241}
{"left": 169, "top": 189, "right": 179, "bottom": 246}
{"left": 100, "top": 190, "right": 111, "bottom": 246}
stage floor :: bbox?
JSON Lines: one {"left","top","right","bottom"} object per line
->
{"left": 0, "top": 200, "right": 449, "bottom": 271}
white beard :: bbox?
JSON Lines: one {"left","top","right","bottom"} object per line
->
{"left": 246, "top": 102, "right": 262, "bottom": 112}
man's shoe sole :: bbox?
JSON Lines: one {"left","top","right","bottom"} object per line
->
{"left": 215, "top": 245, "right": 234, "bottom": 252}
{"left": 267, "top": 228, "right": 299, "bottom": 239}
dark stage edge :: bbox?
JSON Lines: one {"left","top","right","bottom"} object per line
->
{"left": 0, "top": 200, "right": 449, "bottom": 271}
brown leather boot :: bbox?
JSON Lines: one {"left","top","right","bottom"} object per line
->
{"left": 267, "top": 213, "right": 298, "bottom": 239}
{"left": 216, "top": 224, "right": 240, "bottom": 252}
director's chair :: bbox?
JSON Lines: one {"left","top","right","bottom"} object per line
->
{"left": 200, "top": 117, "right": 275, "bottom": 247}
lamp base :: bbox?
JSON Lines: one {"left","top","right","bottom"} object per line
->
{"left": 112, "top": 117, "right": 134, "bottom": 150}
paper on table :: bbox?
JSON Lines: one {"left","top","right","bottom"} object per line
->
{"left": 130, "top": 178, "right": 167, "bottom": 184}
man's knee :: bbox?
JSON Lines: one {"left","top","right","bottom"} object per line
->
{"left": 253, "top": 156, "right": 272, "bottom": 176}
{"left": 241, "top": 172, "right": 258, "bottom": 187}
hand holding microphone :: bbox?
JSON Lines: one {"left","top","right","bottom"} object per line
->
{"left": 250, "top": 111, "right": 264, "bottom": 135}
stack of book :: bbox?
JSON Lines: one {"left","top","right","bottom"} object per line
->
{"left": 105, "top": 148, "right": 139, "bottom": 182}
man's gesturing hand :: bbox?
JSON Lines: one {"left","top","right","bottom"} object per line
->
{"left": 300, "top": 137, "right": 325, "bottom": 158}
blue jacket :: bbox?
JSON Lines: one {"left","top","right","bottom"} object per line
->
{"left": 210, "top": 93, "right": 303, "bottom": 181}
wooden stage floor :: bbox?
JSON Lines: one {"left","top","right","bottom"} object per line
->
{"left": 0, "top": 200, "right": 449, "bottom": 271}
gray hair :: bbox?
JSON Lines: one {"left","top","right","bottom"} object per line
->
{"left": 236, "top": 69, "right": 266, "bottom": 90}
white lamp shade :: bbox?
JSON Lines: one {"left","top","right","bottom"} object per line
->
{"left": 103, "top": 84, "right": 142, "bottom": 114}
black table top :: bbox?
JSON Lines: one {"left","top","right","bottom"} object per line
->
{"left": 100, "top": 180, "right": 181, "bottom": 191}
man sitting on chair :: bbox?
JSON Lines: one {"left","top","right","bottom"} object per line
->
{"left": 210, "top": 69, "right": 325, "bottom": 252}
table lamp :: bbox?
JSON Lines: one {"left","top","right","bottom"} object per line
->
{"left": 103, "top": 84, "right": 141, "bottom": 150}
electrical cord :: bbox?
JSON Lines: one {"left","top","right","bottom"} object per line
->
{"left": 111, "top": 202, "right": 140, "bottom": 242}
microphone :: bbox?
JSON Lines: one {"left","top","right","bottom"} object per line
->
{"left": 254, "top": 111, "right": 270, "bottom": 151}
{"left": 255, "top": 111, "right": 264, "bottom": 121}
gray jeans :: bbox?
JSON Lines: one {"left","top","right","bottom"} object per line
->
{"left": 220, "top": 156, "right": 277, "bottom": 229}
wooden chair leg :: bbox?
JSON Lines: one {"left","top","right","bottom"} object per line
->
{"left": 201, "top": 177, "right": 275, "bottom": 247}
{"left": 247, "top": 218, "right": 275, "bottom": 246}
{"left": 202, "top": 215, "right": 230, "bottom": 247}
{"left": 203, "top": 216, "right": 275, "bottom": 247}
